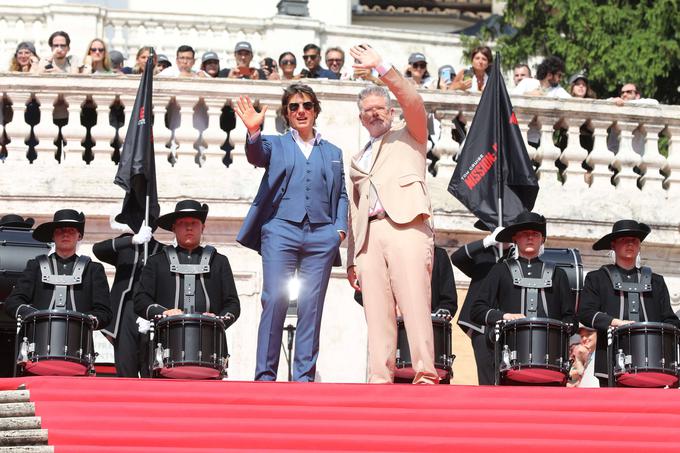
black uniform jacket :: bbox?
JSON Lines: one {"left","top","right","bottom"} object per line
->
{"left": 4, "top": 253, "right": 112, "bottom": 328}
{"left": 471, "top": 256, "right": 575, "bottom": 327}
{"left": 578, "top": 265, "right": 680, "bottom": 377}
{"left": 134, "top": 246, "right": 240, "bottom": 322}
{"left": 92, "top": 234, "right": 165, "bottom": 338}
{"left": 451, "top": 239, "right": 505, "bottom": 335}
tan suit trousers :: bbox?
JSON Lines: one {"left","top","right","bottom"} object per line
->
{"left": 356, "top": 215, "right": 437, "bottom": 384}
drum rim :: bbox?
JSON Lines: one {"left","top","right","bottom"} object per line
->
{"left": 501, "top": 317, "right": 569, "bottom": 328}
{"left": 613, "top": 321, "right": 680, "bottom": 333}
{"left": 22, "top": 309, "right": 92, "bottom": 324}
{"left": 155, "top": 313, "right": 226, "bottom": 328}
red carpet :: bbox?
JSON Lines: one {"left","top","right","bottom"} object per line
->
{"left": 2, "top": 376, "right": 680, "bottom": 452}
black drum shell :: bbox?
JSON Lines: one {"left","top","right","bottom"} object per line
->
{"left": 396, "top": 315, "right": 452, "bottom": 380}
{"left": 154, "top": 314, "right": 228, "bottom": 378}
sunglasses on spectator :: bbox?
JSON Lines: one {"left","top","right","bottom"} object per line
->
{"left": 302, "top": 54, "right": 318, "bottom": 61}
{"left": 52, "top": 44, "right": 68, "bottom": 49}
{"left": 288, "top": 102, "right": 314, "bottom": 112}
{"left": 90, "top": 47, "right": 105, "bottom": 53}
{"left": 281, "top": 59, "right": 296, "bottom": 65}
{"left": 327, "top": 58, "right": 343, "bottom": 63}
{"left": 411, "top": 62, "right": 427, "bottom": 69}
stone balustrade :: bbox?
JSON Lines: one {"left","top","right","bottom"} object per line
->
{"left": 1, "top": 73, "right": 679, "bottom": 383}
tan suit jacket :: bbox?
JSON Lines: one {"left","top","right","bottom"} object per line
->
{"left": 347, "top": 68, "right": 432, "bottom": 267}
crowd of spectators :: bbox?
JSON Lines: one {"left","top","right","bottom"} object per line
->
{"left": 5, "top": 31, "right": 663, "bottom": 109}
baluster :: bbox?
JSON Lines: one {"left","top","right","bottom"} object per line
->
{"left": 638, "top": 124, "right": 667, "bottom": 196}
{"left": 174, "top": 97, "right": 200, "bottom": 167}
{"left": 431, "top": 109, "right": 459, "bottom": 179}
{"left": 151, "top": 99, "right": 172, "bottom": 166}
{"left": 3, "top": 95, "right": 29, "bottom": 163}
{"left": 31, "top": 93, "right": 59, "bottom": 162}
{"left": 202, "top": 98, "right": 228, "bottom": 162}
{"left": 60, "top": 94, "right": 88, "bottom": 164}
{"left": 611, "top": 121, "right": 642, "bottom": 192}
{"left": 585, "top": 120, "right": 616, "bottom": 190}
{"left": 515, "top": 113, "right": 537, "bottom": 162}
{"left": 664, "top": 125, "right": 680, "bottom": 198}
{"left": 90, "top": 93, "right": 118, "bottom": 164}
{"left": 533, "top": 115, "right": 561, "bottom": 194}
{"left": 558, "top": 118, "right": 588, "bottom": 189}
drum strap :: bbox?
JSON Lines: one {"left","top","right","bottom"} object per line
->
{"left": 506, "top": 260, "right": 555, "bottom": 318}
{"left": 38, "top": 255, "right": 90, "bottom": 311}
{"left": 603, "top": 265, "right": 652, "bottom": 323}
{"left": 164, "top": 246, "right": 215, "bottom": 313}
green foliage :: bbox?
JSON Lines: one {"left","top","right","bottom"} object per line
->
{"left": 482, "top": 0, "right": 680, "bottom": 104}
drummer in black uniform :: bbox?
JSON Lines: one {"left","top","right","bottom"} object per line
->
{"left": 93, "top": 216, "right": 165, "bottom": 378}
{"left": 4, "top": 209, "right": 112, "bottom": 327}
{"left": 451, "top": 221, "right": 510, "bottom": 385}
{"left": 134, "top": 200, "right": 240, "bottom": 323}
{"left": 471, "top": 211, "right": 575, "bottom": 327}
{"left": 578, "top": 220, "right": 680, "bottom": 387}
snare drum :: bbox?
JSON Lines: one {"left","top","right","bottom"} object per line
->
{"left": 611, "top": 322, "right": 680, "bottom": 388}
{"left": 395, "top": 314, "right": 453, "bottom": 381}
{"left": 152, "top": 313, "right": 228, "bottom": 379}
{"left": 19, "top": 310, "right": 95, "bottom": 376}
{"left": 497, "top": 318, "right": 570, "bottom": 385}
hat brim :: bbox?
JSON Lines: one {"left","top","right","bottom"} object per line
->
{"left": 0, "top": 219, "right": 35, "bottom": 229}
{"left": 156, "top": 208, "right": 208, "bottom": 231}
{"left": 496, "top": 222, "right": 546, "bottom": 243}
{"left": 32, "top": 221, "right": 85, "bottom": 243}
{"left": 592, "top": 229, "right": 650, "bottom": 250}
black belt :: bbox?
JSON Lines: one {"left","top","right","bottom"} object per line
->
{"left": 368, "top": 211, "right": 388, "bottom": 222}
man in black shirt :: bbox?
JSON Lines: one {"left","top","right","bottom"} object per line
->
{"left": 578, "top": 219, "right": 680, "bottom": 385}
{"left": 134, "top": 200, "right": 240, "bottom": 323}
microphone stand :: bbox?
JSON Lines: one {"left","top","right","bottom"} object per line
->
{"left": 283, "top": 324, "right": 296, "bottom": 381}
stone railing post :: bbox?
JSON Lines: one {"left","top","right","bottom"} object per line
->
{"left": 638, "top": 124, "right": 668, "bottom": 196}
{"left": 558, "top": 118, "right": 589, "bottom": 190}
{"left": 585, "top": 119, "right": 616, "bottom": 190}
{"left": 612, "top": 120, "right": 643, "bottom": 192}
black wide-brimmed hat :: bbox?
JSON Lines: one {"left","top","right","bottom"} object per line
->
{"left": 592, "top": 219, "right": 651, "bottom": 251}
{"left": 0, "top": 214, "right": 35, "bottom": 229}
{"left": 496, "top": 211, "right": 547, "bottom": 243}
{"left": 473, "top": 219, "right": 490, "bottom": 232}
{"left": 156, "top": 200, "right": 209, "bottom": 231}
{"left": 32, "top": 209, "right": 85, "bottom": 243}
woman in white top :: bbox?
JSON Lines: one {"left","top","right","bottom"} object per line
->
{"left": 449, "top": 46, "right": 492, "bottom": 93}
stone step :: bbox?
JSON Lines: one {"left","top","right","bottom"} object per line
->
{"left": 0, "top": 418, "right": 41, "bottom": 432}
{"left": 0, "top": 429, "right": 48, "bottom": 446}
{"left": 0, "top": 392, "right": 30, "bottom": 405}
{"left": 0, "top": 404, "right": 35, "bottom": 418}
{"left": 0, "top": 447, "right": 54, "bottom": 453}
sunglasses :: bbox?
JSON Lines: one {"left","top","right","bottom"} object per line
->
{"left": 280, "top": 59, "right": 296, "bottom": 65}
{"left": 90, "top": 47, "right": 105, "bottom": 53}
{"left": 327, "top": 58, "right": 343, "bottom": 63}
{"left": 288, "top": 101, "right": 314, "bottom": 112}
{"left": 52, "top": 43, "right": 68, "bottom": 49}
{"left": 302, "top": 54, "right": 318, "bottom": 61}
{"left": 411, "top": 62, "right": 427, "bottom": 69}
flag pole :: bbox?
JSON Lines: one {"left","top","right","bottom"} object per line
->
{"left": 495, "top": 53, "right": 504, "bottom": 256}
{"left": 144, "top": 193, "right": 149, "bottom": 264}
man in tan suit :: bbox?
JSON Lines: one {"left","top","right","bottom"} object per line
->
{"left": 346, "top": 44, "right": 437, "bottom": 384}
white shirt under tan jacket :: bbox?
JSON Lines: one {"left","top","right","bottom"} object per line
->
{"left": 347, "top": 67, "right": 437, "bottom": 385}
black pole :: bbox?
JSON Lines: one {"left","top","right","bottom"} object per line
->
{"left": 284, "top": 324, "right": 296, "bottom": 381}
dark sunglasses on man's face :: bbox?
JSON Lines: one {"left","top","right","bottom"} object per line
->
{"left": 302, "top": 54, "right": 318, "bottom": 61}
{"left": 288, "top": 101, "right": 314, "bottom": 112}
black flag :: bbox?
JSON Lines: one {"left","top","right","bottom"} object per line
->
{"left": 447, "top": 53, "right": 538, "bottom": 229}
{"left": 114, "top": 54, "right": 159, "bottom": 232}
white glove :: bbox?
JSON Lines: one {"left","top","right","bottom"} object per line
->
{"left": 483, "top": 226, "right": 504, "bottom": 248}
{"left": 136, "top": 317, "right": 151, "bottom": 334}
{"left": 132, "top": 225, "right": 153, "bottom": 245}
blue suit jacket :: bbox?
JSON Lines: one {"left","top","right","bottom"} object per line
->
{"left": 236, "top": 132, "right": 348, "bottom": 266}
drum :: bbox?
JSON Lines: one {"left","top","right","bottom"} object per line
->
{"left": 152, "top": 313, "right": 229, "bottom": 379}
{"left": 497, "top": 318, "right": 570, "bottom": 385}
{"left": 19, "top": 310, "right": 95, "bottom": 376}
{"left": 611, "top": 322, "right": 680, "bottom": 388}
{"left": 395, "top": 314, "right": 453, "bottom": 381}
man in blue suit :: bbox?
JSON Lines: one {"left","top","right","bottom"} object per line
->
{"left": 235, "top": 84, "right": 348, "bottom": 382}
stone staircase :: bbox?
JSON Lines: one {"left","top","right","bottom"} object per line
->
{"left": 0, "top": 389, "right": 51, "bottom": 453}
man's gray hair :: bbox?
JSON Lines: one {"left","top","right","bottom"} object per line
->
{"left": 357, "top": 85, "right": 391, "bottom": 110}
